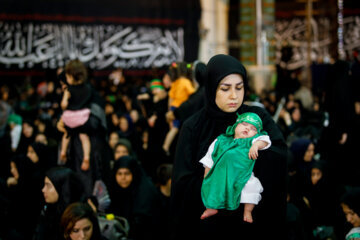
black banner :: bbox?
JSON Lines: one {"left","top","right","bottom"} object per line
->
{"left": 0, "top": 0, "right": 201, "bottom": 71}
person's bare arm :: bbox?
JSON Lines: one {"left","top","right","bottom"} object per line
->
{"left": 60, "top": 89, "right": 70, "bottom": 110}
{"left": 249, "top": 140, "right": 269, "bottom": 160}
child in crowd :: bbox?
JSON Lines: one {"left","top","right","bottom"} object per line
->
{"left": 59, "top": 59, "right": 92, "bottom": 171}
{"left": 200, "top": 112, "right": 271, "bottom": 223}
{"left": 162, "top": 62, "right": 195, "bottom": 154}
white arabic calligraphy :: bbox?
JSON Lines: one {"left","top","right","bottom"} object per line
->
{"left": 0, "top": 22, "right": 184, "bottom": 69}
{"left": 275, "top": 16, "right": 360, "bottom": 69}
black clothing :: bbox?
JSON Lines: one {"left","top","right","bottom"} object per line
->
{"left": 157, "top": 189, "right": 171, "bottom": 240}
{"left": 146, "top": 95, "right": 169, "bottom": 177}
{"left": 108, "top": 156, "right": 162, "bottom": 240}
{"left": 16, "top": 119, "right": 37, "bottom": 156}
{"left": 319, "top": 60, "right": 354, "bottom": 186}
{"left": 5, "top": 155, "right": 45, "bottom": 240}
{"left": 67, "top": 83, "right": 92, "bottom": 110}
{"left": 33, "top": 204, "right": 62, "bottom": 240}
{"left": 64, "top": 82, "right": 107, "bottom": 196}
{"left": 33, "top": 167, "right": 87, "bottom": 240}
{"left": 173, "top": 87, "right": 205, "bottom": 124}
{"left": 170, "top": 54, "right": 288, "bottom": 240}
{"left": 66, "top": 133, "right": 105, "bottom": 196}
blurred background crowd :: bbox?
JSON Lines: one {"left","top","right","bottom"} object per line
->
{"left": 0, "top": 54, "right": 359, "bottom": 240}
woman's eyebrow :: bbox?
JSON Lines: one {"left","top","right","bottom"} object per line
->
{"left": 220, "top": 81, "right": 243, "bottom": 86}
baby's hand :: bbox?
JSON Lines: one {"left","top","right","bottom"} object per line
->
{"left": 248, "top": 145, "right": 259, "bottom": 160}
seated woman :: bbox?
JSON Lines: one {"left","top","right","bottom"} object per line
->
{"left": 61, "top": 202, "right": 106, "bottom": 240}
{"left": 107, "top": 156, "right": 162, "bottom": 240}
{"left": 33, "top": 167, "right": 88, "bottom": 240}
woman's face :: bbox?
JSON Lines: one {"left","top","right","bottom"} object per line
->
{"left": 42, "top": 176, "right": 59, "bottom": 204}
{"left": 162, "top": 73, "right": 171, "bottom": 89}
{"left": 27, "top": 145, "right": 39, "bottom": 163}
{"left": 303, "top": 143, "right": 315, "bottom": 162}
{"left": 22, "top": 122, "right": 34, "bottom": 138}
{"left": 108, "top": 132, "right": 119, "bottom": 149}
{"left": 215, "top": 74, "right": 244, "bottom": 112}
{"left": 116, "top": 168, "right": 133, "bottom": 189}
{"left": 311, "top": 168, "right": 322, "bottom": 185}
{"left": 69, "top": 218, "right": 93, "bottom": 240}
{"left": 119, "top": 117, "right": 129, "bottom": 132}
{"left": 291, "top": 108, "right": 301, "bottom": 122}
{"left": 129, "top": 110, "right": 139, "bottom": 123}
{"left": 342, "top": 203, "right": 360, "bottom": 227}
{"left": 114, "top": 145, "right": 129, "bottom": 160}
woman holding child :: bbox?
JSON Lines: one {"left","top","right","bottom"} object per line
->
{"left": 170, "top": 54, "right": 288, "bottom": 240}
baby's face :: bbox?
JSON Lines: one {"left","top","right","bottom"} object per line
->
{"left": 234, "top": 122, "right": 257, "bottom": 139}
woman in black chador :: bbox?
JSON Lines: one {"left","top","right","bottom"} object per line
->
{"left": 170, "top": 54, "right": 288, "bottom": 240}
{"left": 33, "top": 167, "right": 87, "bottom": 240}
{"left": 107, "top": 156, "right": 162, "bottom": 240}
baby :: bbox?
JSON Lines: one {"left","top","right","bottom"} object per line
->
{"left": 200, "top": 112, "right": 271, "bottom": 223}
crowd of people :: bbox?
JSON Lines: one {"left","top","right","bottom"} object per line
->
{"left": 0, "top": 53, "right": 359, "bottom": 240}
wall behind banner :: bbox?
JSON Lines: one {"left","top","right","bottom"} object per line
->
{"left": 0, "top": 0, "right": 201, "bottom": 72}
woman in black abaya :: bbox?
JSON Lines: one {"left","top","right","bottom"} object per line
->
{"left": 4, "top": 142, "right": 49, "bottom": 240}
{"left": 170, "top": 54, "right": 288, "bottom": 240}
{"left": 107, "top": 156, "right": 162, "bottom": 240}
{"left": 33, "top": 167, "right": 87, "bottom": 240}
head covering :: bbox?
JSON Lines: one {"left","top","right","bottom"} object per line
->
{"left": 225, "top": 112, "right": 263, "bottom": 136}
{"left": 110, "top": 156, "right": 159, "bottom": 218}
{"left": 7, "top": 113, "right": 22, "bottom": 125}
{"left": 30, "top": 141, "right": 54, "bottom": 170}
{"left": 115, "top": 138, "right": 135, "bottom": 157}
{"left": 114, "top": 156, "right": 141, "bottom": 179}
{"left": 289, "top": 138, "right": 312, "bottom": 163}
{"left": 193, "top": 61, "right": 206, "bottom": 87}
{"left": 45, "top": 167, "right": 86, "bottom": 213}
{"left": 150, "top": 79, "right": 165, "bottom": 90}
{"left": 289, "top": 138, "right": 314, "bottom": 178}
{"left": 341, "top": 187, "right": 360, "bottom": 216}
{"left": 205, "top": 54, "right": 248, "bottom": 120}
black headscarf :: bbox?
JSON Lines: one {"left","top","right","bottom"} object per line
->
{"left": 205, "top": 54, "right": 248, "bottom": 120}
{"left": 194, "top": 61, "right": 206, "bottom": 87}
{"left": 33, "top": 167, "right": 87, "bottom": 240}
{"left": 341, "top": 187, "right": 360, "bottom": 216}
{"left": 16, "top": 118, "right": 37, "bottom": 155}
{"left": 109, "top": 156, "right": 159, "bottom": 218}
{"left": 30, "top": 142, "right": 55, "bottom": 171}
{"left": 45, "top": 167, "right": 87, "bottom": 215}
